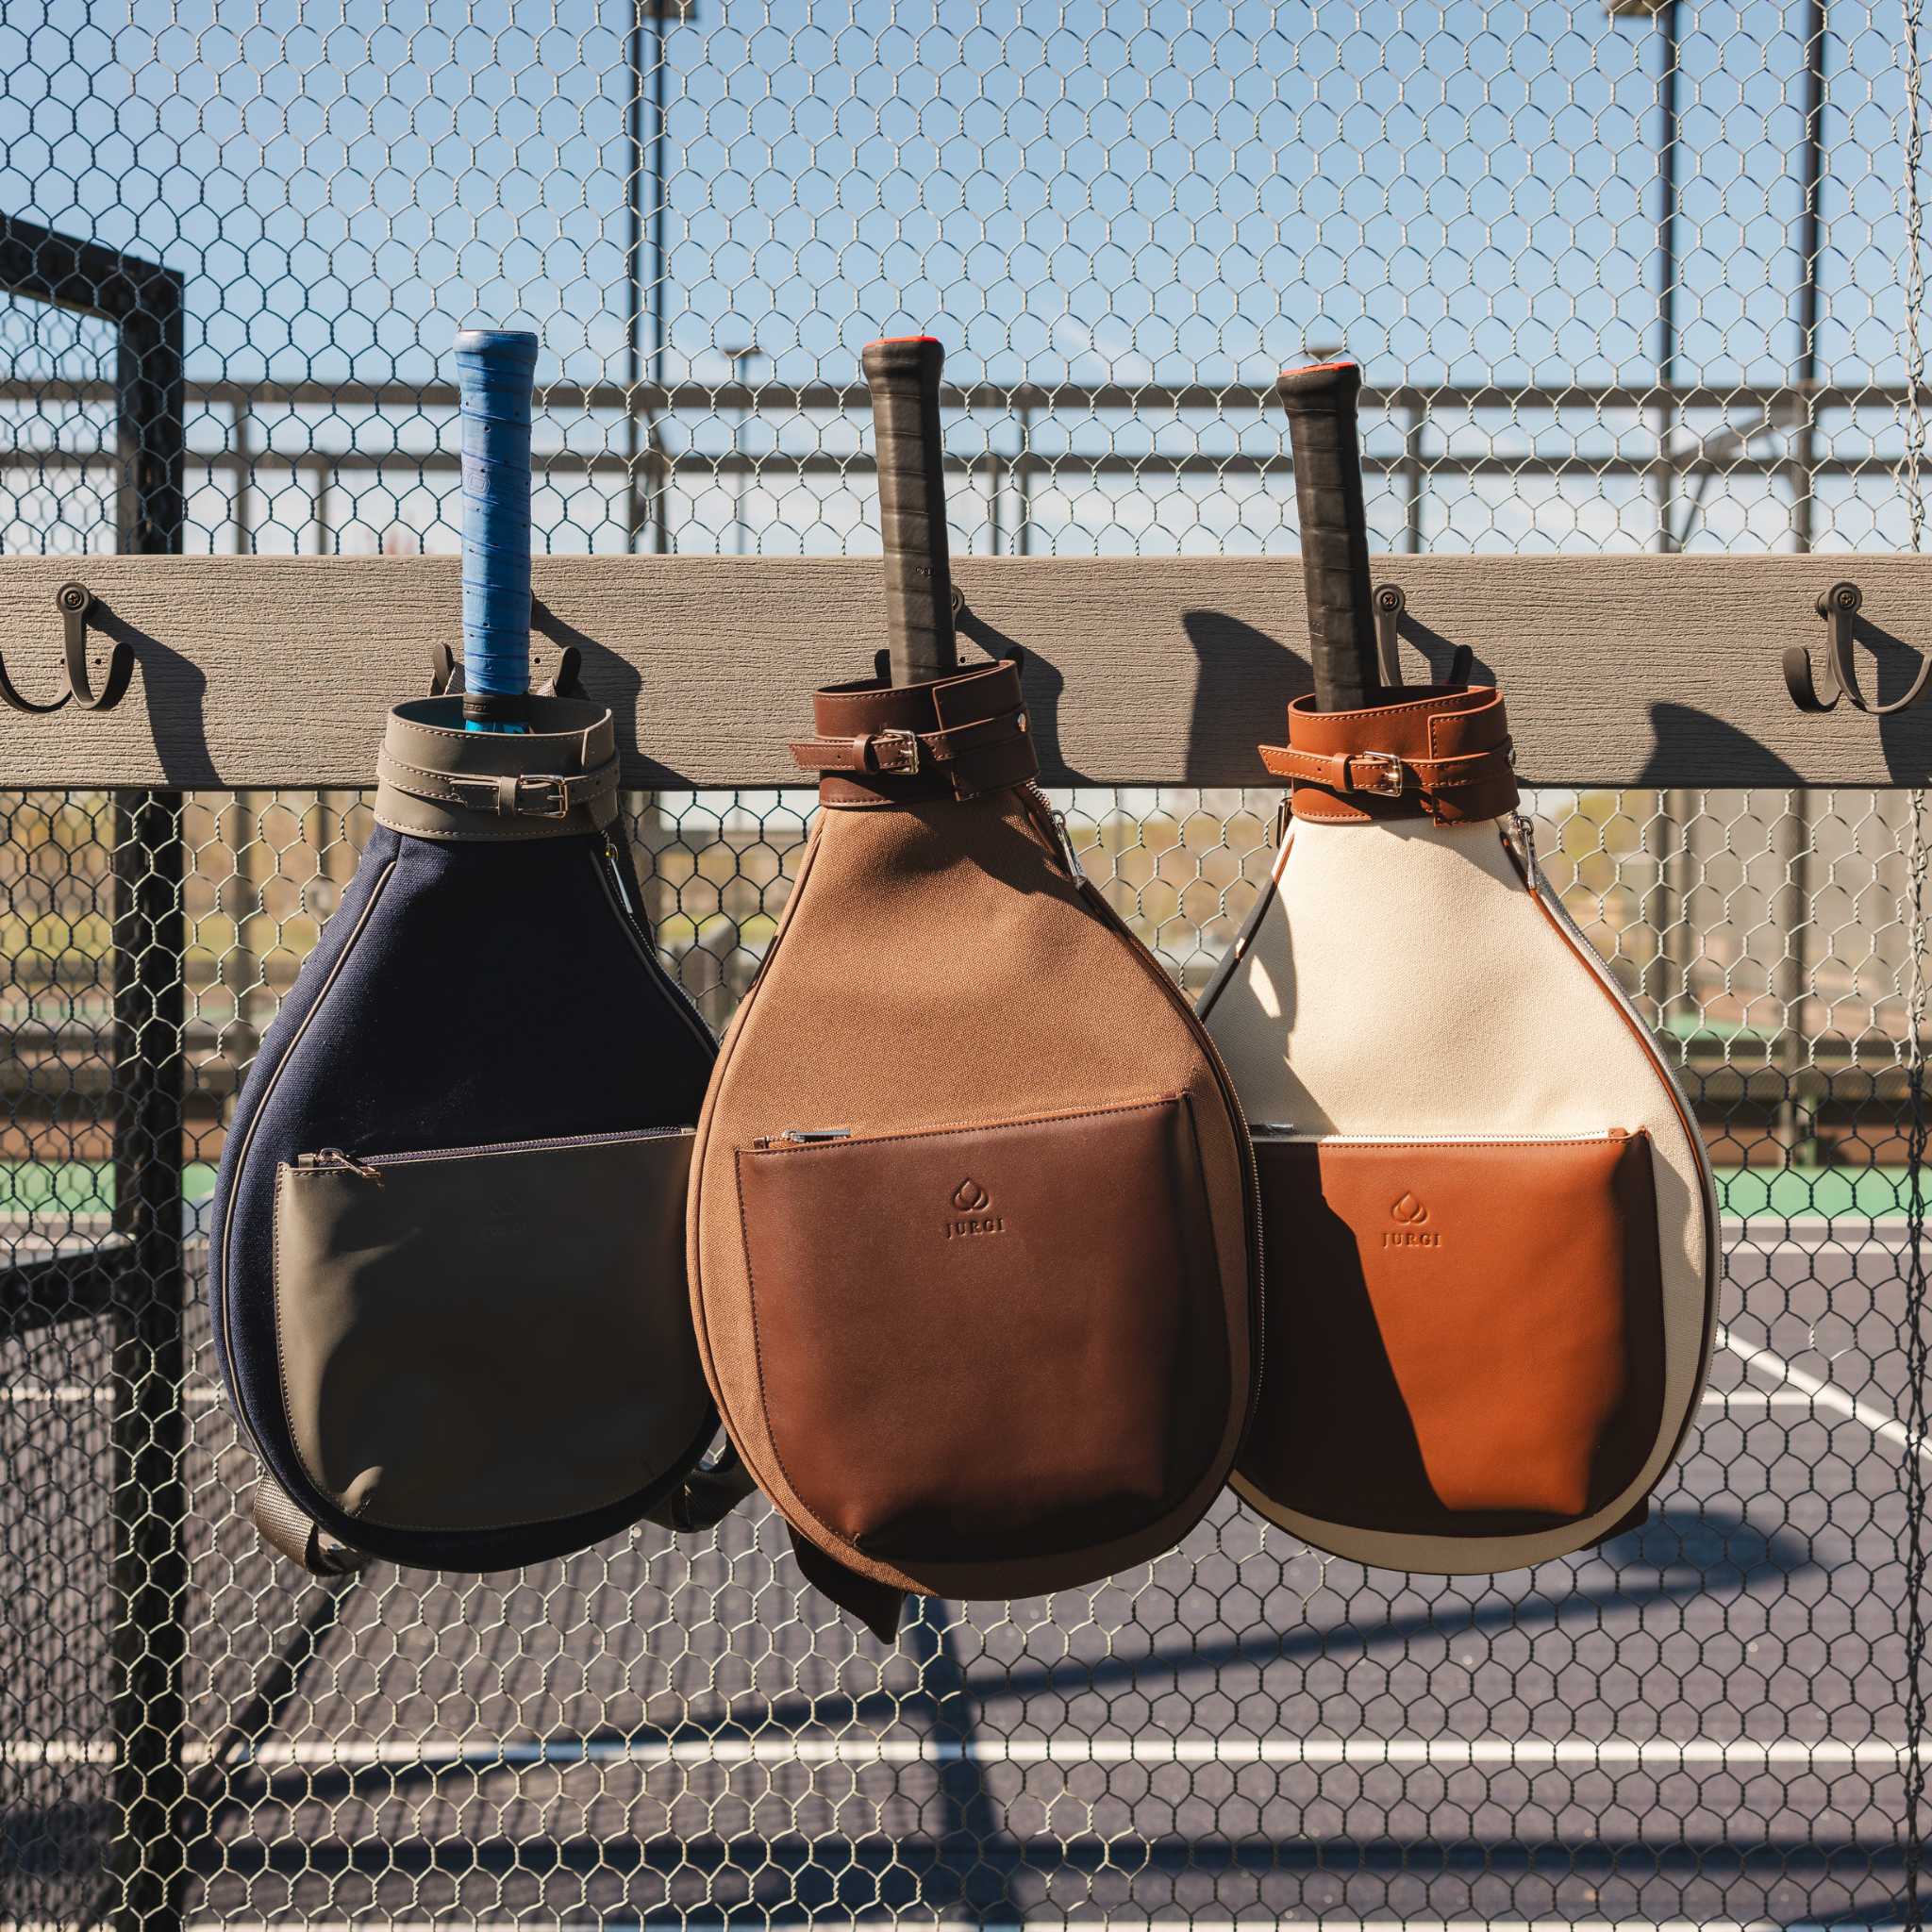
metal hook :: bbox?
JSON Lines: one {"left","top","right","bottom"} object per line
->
{"left": 1373, "top": 583, "right": 1474, "bottom": 689}
{"left": 0, "top": 582, "right": 130, "bottom": 715}
{"left": 1785, "top": 579, "right": 1932, "bottom": 716}
{"left": 427, "top": 596, "right": 585, "bottom": 701}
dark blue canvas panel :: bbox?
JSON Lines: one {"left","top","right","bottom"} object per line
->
{"left": 209, "top": 822, "right": 719, "bottom": 1571}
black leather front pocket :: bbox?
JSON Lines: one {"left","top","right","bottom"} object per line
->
{"left": 735, "top": 1097, "right": 1231, "bottom": 1564}
{"left": 274, "top": 1128, "right": 706, "bottom": 1535}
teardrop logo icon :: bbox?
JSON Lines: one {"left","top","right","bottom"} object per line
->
{"left": 952, "top": 1178, "right": 991, "bottom": 1212}
{"left": 1391, "top": 1191, "right": 1428, "bottom": 1224}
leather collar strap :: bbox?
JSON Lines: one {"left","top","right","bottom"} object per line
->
{"left": 789, "top": 657, "right": 1038, "bottom": 806}
{"left": 374, "top": 695, "right": 622, "bottom": 841}
{"left": 1260, "top": 684, "right": 1519, "bottom": 825}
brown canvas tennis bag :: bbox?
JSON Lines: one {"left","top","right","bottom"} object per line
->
{"left": 686, "top": 656, "right": 1261, "bottom": 1637}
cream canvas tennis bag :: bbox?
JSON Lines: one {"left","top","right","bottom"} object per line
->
{"left": 1199, "top": 361, "right": 1718, "bottom": 1574}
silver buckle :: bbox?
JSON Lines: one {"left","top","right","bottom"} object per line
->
{"left": 515, "top": 774, "right": 574, "bottom": 818}
{"left": 871, "top": 729, "right": 922, "bottom": 775}
{"left": 1348, "top": 751, "right": 1405, "bottom": 798}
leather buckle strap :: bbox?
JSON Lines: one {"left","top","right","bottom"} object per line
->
{"left": 789, "top": 709, "right": 1023, "bottom": 781}
{"left": 1341, "top": 750, "right": 1404, "bottom": 797}
{"left": 376, "top": 749, "right": 620, "bottom": 823}
{"left": 790, "top": 727, "right": 923, "bottom": 776}
{"left": 450, "top": 771, "right": 588, "bottom": 819}
{"left": 1258, "top": 734, "right": 1517, "bottom": 824}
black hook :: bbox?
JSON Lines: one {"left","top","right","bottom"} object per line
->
{"left": 0, "top": 581, "right": 131, "bottom": 715}
{"left": 1373, "top": 583, "right": 1474, "bottom": 689}
{"left": 427, "top": 596, "right": 584, "bottom": 701}
{"left": 1785, "top": 579, "right": 1932, "bottom": 716}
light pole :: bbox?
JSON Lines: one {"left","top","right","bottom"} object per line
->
{"left": 1607, "top": 0, "right": 1683, "bottom": 550}
{"left": 726, "top": 341, "right": 763, "bottom": 555}
{"left": 625, "top": 1, "right": 691, "bottom": 556}
{"left": 1790, "top": 0, "right": 1829, "bottom": 556}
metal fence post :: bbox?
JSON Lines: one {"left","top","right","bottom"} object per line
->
{"left": 108, "top": 232, "right": 189, "bottom": 1932}
{"left": 1, "top": 214, "right": 194, "bottom": 1932}
{"left": 108, "top": 786, "right": 190, "bottom": 1932}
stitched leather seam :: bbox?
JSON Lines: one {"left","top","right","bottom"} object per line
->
{"left": 391, "top": 715, "right": 613, "bottom": 747}
{"left": 741, "top": 1093, "right": 1184, "bottom": 1159}
{"left": 371, "top": 815, "right": 597, "bottom": 841}
{"left": 1297, "top": 691, "right": 1500, "bottom": 724}
{"left": 1270, "top": 1133, "right": 1633, "bottom": 1152}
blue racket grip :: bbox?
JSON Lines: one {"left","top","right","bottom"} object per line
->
{"left": 455, "top": 328, "right": 539, "bottom": 733}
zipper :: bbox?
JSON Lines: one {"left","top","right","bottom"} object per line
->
{"left": 217, "top": 855, "right": 399, "bottom": 1474}
{"left": 296, "top": 1124, "right": 693, "bottom": 1174}
{"left": 1249, "top": 1126, "right": 1629, "bottom": 1146}
{"left": 594, "top": 839, "right": 718, "bottom": 1058}
{"left": 1024, "top": 780, "right": 1082, "bottom": 878}
{"left": 749, "top": 1127, "right": 852, "bottom": 1149}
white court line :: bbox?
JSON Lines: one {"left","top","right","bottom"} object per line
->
{"left": 1717, "top": 1322, "right": 1930, "bottom": 1462}
{"left": 0, "top": 1919, "right": 1905, "bottom": 1932}
{"left": 77, "top": 1918, "right": 1928, "bottom": 1932}
{"left": 0, "top": 1384, "right": 222, "bottom": 1406}
{"left": 8, "top": 1736, "right": 1913, "bottom": 1771}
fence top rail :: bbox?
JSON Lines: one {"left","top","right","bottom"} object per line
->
{"left": 0, "top": 553, "right": 1925, "bottom": 792}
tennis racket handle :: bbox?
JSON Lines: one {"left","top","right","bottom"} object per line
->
{"left": 456, "top": 327, "right": 539, "bottom": 726}
{"left": 1277, "top": 358, "right": 1381, "bottom": 712}
{"left": 863, "top": 335, "right": 957, "bottom": 685}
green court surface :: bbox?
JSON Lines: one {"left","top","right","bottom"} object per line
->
{"left": 0, "top": 1159, "right": 1919, "bottom": 1224}
{"left": 3, "top": 1161, "right": 220, "bottom": 1218}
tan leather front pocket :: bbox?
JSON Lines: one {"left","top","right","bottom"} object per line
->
{"left": 736, "top": 1097, "right": 1229, "bottom": 1565}
{"left": 1242, "top": 1130, "right": 1664, "bottom": 1533}
{"left": 274, "top": 1128, "right": 708, "bottom": 1534}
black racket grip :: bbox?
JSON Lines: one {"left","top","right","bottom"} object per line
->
{"left": 863, "top": 335, "right": 958, "bottom": 684}
{"left": 1277, "top": 359, "right": 1381, "bottom": 711}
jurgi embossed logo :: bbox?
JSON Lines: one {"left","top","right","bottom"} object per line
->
{"left": 1382, "top": 1191, "right": 1441, "bottom": 1249}
{"left": 945, "top": 1177, "right": 1004, "bottom": 1240}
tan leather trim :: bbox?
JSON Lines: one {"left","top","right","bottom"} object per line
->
{"left": 1258, "top": 684, "right": 1518, "bottom": 825}
{"left": 1241, "top": 1130, "right": 1663, "bottom": 1534}
{"left": 789, "top": 658, "right": 1040, "bottom": 805}
{"left": 372, "top": 694, "right": 622, "bottom": 840}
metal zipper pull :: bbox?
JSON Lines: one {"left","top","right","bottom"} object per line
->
{"left": 750, "top": 1127, "right": 854, "bottom": 1149}
{"left": 312, "top": 1147, "right": 385, "bottom": 1184}
{"left": 602, "top": 837, "right": 640, "bottom": 920}
{"left": 1505, "top": 810, "right": 1541, "bottom": 891}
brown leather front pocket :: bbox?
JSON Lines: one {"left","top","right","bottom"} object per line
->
{"left": 736, "top": 1097, "right": 1229, "bottom": 1565}
{"left": 1241, "top": 1131, "right": 1664, "bottom": 1534}
{"left": 275, "top": 1128, "right": 708, "bottom": 1534}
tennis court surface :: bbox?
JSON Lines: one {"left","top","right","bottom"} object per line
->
{"left": 0, "top": 1206, "right": 1918, "bottom": 1927}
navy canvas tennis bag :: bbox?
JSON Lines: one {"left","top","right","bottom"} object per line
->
{"left": 209, "top": 694, "right": 731, "bottom": 1574}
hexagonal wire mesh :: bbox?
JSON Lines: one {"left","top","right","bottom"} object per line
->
{"left": 0, "top": 0, "right": 1928, "bottom": 1926}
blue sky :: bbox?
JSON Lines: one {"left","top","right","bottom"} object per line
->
{"left": 1, "top": 0, "right": 1924, "bottom": 553}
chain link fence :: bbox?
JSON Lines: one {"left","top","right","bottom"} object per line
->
{"left": 1, "top": 0, "right": 1928, "bottom": 1924}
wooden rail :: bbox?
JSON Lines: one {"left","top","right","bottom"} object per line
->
{"left": 0, "top": 552, "right": 1928, "bottom": 789}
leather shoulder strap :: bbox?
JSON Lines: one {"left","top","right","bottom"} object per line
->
{"left": 252, "top": 1469, "right": 366, "bottom": 1577}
